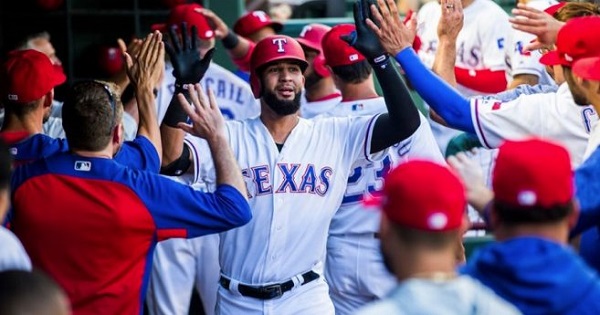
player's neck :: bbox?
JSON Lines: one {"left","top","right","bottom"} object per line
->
{"left": 1, "top": 112, "right": 44, "bottom": 135}
{"left": 305, "top": 78, "right": 337, "bottom": 102}
{"left": 339, "top": 80, "right": 379, "bottom": 102}
{"left": 260, "top": 112, "right": 300, "bottom": 145}
{"left": 70, "top": 146, "right": 114, "bottom": 159}
{"left": 395, "top": 250, "right": 458, "bottom": 282}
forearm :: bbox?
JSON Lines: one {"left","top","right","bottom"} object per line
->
{"left": 432, "top": 38, "right": 458, "bottom": 87}
{"left": 222, "top": 31, "right": 253, "bottom": 68}
{"left": 454, "top": 67, "right": 507, "bottom": 94}
{"left": 370, "top": 60, "right": 420, "bottom": 153}
{"left": 160, "top": 124, "right": 186, "bottom": 167}
{"left": 208, "top": 135, "right": 247, "bottom": 199}
{"left": 135, "top": 84, "right": 162, "bottom": 163}
{"left": 395, "top": 48, "right": 475, "bottom": 133}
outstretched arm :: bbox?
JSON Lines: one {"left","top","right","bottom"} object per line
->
{"left": 160, "top": 24, "right": 214, "bottom": 174}
{"left": 345, "top": 0, "right": 421, "bottom": 154}
{"left": 367, "top": 0, "right": 475, "bottom": 134}
{"left": 178, "top": 84, "right": 246, "bottom": 197}
{"left": 123, "top": 31, "right": 165, "bottom": 163}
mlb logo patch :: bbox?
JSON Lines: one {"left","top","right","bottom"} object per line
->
{"left": 352, "top": 103, "right": 364, "bottom": 111}
{"left": 74, "top": 161, "right": 92, "bottom": 171}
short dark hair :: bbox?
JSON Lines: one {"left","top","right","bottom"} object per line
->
{"left": 3, "top": 101, "right": 40, "bottom": 117}
{"left": 330, "top": 60, "right": 372, "bottom": 84}
{"left": 493, "top": 200, "right": 574, "bottom": 224}
{"left": 0, "top": 269, "right": 68, "bottom": 315}
{"left": 392, "top": 223, "right": 459, "bottom": 250}
{"left": 62, "top": 80, "right": 122, "bottom": 151}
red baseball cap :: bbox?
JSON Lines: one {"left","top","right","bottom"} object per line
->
{"left": 1, "top": 49, "right": 66, "bottom": 103}
{"left": 373, "top": 160, "right": 465, "bottom": 232}
{"left": 295, "top": 23, "right": 331, "bottom": 53}
{"left": 540, "top": 16, "right": 600, "bottom": 67}
{"left": 233, "top": 11, "right": 283, "bottom": 39}
{"left": 322, "top": 24, "right": 366, "bottom": 67}
{"left": 151, "top": 3, "right": 215, "bottom": 40}
{"left": 573, "top": 57, "right": 600, "bottom": 81}
{"left": 544, "top": 2, "right": 566, "bottom": 16}
{"left": 493, "top": 139, "right": 573, "bottom": 208}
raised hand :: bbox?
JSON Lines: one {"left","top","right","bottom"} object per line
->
{"left": 364, "top": 0, "right": 416, "bottom": 57}
{"left": 341, "top": 0, "right": 390, "bottom": 69}
{"left": 195, "top": 7, "right": 230, "bottom": 39}
{"left": 177, "top": 84, "right": 226, "bottom": 143}
{"left": 123, "top": 31, "right": 165, "bottom": 90}
{"left": 509, "top": 3, "right": 564, "bottom": 52}
{"left": 164, "top": 23, "right": 214, "bottom": 90}
{"left": 437, "top": 0, "right": 464, "bottom": 40}
{"left": 446, "top": 152, "right": 494, "bottom": 214}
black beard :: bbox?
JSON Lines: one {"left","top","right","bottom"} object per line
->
{"left": 263, "top": 90, "right": 302, "bottom": 116}
{"left": 304, "top": 71, "right": 322, "bottom": 90}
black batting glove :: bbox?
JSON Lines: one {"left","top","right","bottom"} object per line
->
{"left": 341, "top": 0, "right": 390, "bottom": 69}
{"left": 164, "top": 22, "right": 215, "bottom": 91}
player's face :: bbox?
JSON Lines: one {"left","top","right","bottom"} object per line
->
{"left": 302, "top": 48, "right": 322, "bottom": 90}
{"left": 261, "top": 61, "right": 304, "bottom": 116}
{"left": 564, "top": 67, "right": 591, "bottom": 106}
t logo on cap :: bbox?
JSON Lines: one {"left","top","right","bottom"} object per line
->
{"left": 272, "top": 38, "right": 287, "bottom": 53}
{"left": 252, "top": 10, "right": 268, "bottom": 22}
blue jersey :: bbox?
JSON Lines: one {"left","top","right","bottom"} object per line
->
{"left": 0, "top": 131, "right": 160, "bottom": 172}
{"left": 10, "top": 152, "right": 251, "bottom": 315}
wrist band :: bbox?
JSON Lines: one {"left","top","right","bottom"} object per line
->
{"left": 222, "top": 31, "right": 240, "bottom": 49}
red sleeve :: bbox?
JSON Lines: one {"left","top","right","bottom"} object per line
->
{"left": 454, "top": 66, "right": 507, "bottom": 94}
{"left": 231, "top": 41, "right": 255, "bottom": 72}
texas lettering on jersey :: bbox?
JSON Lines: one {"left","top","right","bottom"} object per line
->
{"left": 241, "top": 163, "right": 333, "bottom": 197}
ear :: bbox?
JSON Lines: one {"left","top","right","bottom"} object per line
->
{"left": 567, "top": 200, "right": 580, "bottom": 230}
{"left": 112, "top": 122, "right": 124, "bottom": 145}
{"left": 43, "top": 89, "right": 55, "bottom": 109}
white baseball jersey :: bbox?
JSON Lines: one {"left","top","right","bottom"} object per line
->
{"left": 300, "top": 91, "right": 343, "bottom": 119}
{"left": 0, "top": 226, "right": 32, "bottom": 272}
{"left": 322, "top": 97, "right": 445, "bottom": 315}
{"left": 325, "top": 98, "right": 445, "bottom": 236}
{"left": 184, "top": 115, "right": 384, "bottom": 283}
{"left": 505, "top": 0, "right": 558, "bottom": 87}
{"left": 471, "top": 82, "right": 598, "bottom": 168}
{"left": 417, "top": 0, "right": 510, "bottom": 97}
{"left": 156, "top": 62, "right": 260, "bottom": 122}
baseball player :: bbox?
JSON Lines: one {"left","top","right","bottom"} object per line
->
{"left": 158, "top": 1, "right": 425, "bottom": 311}
{"left": 416, "top": 0, "right": 510, "bottom": 155}
{"left": 320, "top": 24, "right": 445, "bottom": 314}
{"left": 367, "top": 0, "right": 598, "bottom": 169}
{"left": 295, "top": 23, "right": 343, "bottom": 119}
{"left": 10, "top": 79, "right": 252, "bottom": 315}
{"left": 505, "top": 0, "right": 560, "bottom": 89}
{"left": 0, "top": 44, "right": 162, "bottom": 171}
{"left": 146, "top": 5, "right": 259, "bottom": 315}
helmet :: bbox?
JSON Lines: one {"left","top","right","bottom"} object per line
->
{"left": 295, "top": 23, "right": 331, "bottom": 78}
{"left": 250, "top": 35, "right": 308, "bottom": 98}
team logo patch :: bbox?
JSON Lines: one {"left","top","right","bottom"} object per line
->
{"left": 74, "top": 161, "right": 92, "bottom": 171}
{"left": 492, "top": 102, "right": 502, "bottom": 110}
